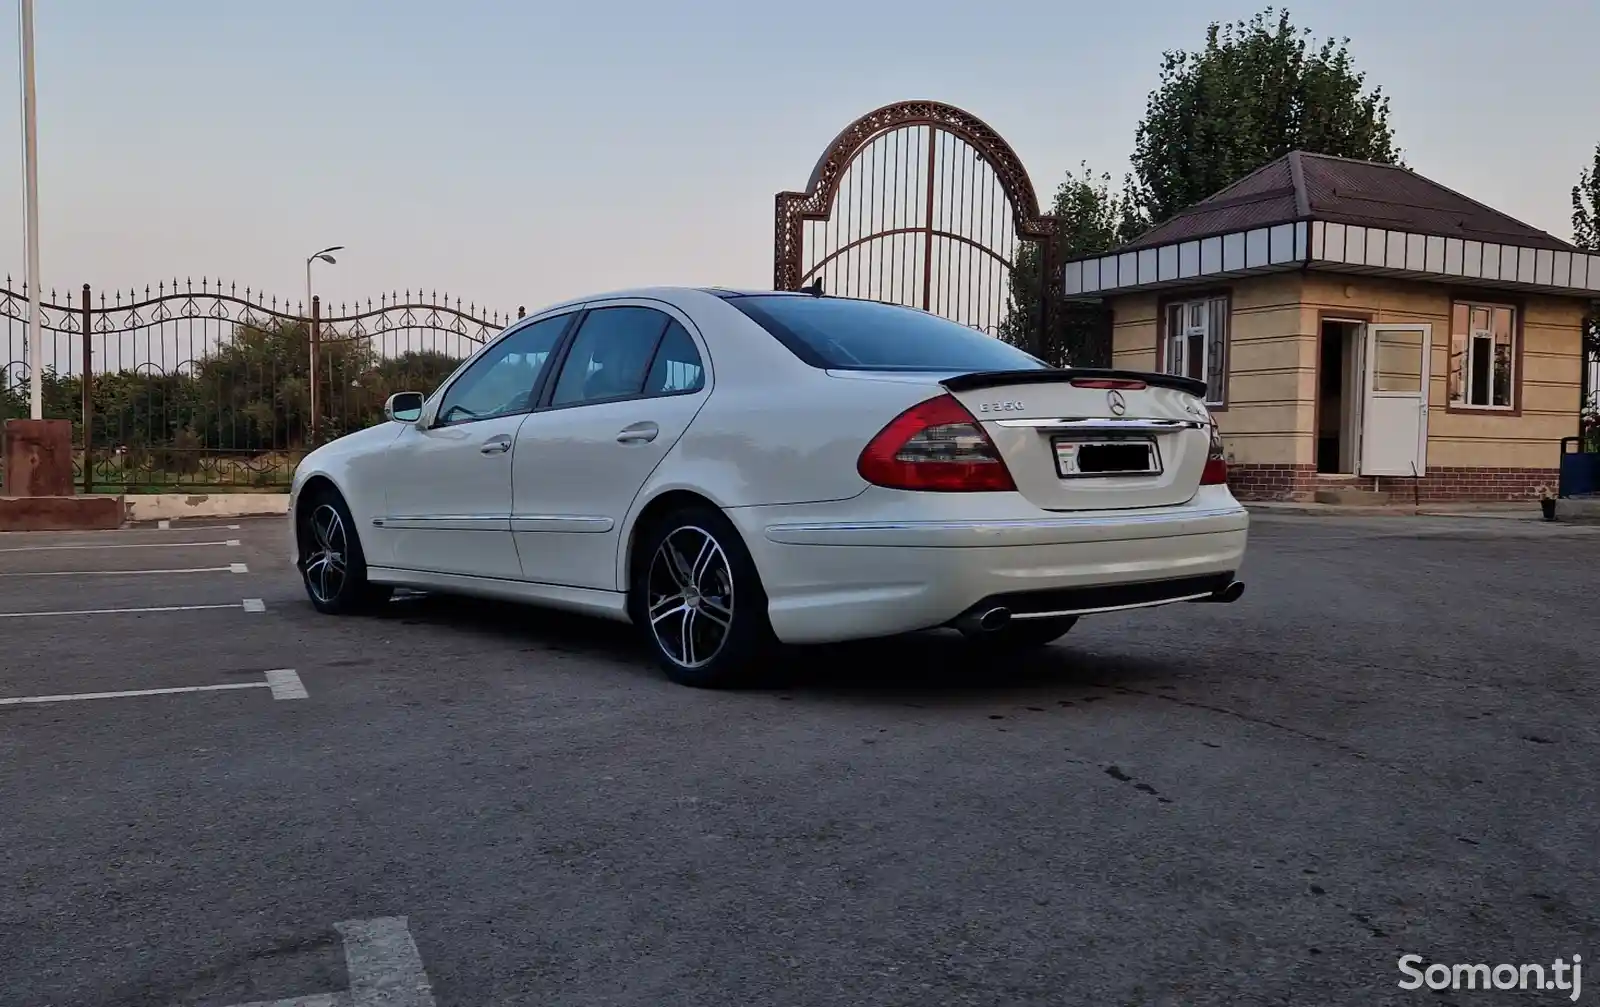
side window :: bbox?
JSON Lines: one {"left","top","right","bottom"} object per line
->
{"left": 436, "top": 314, "right": 570, "bottom": 425}
{"left": 643, "top": 321, "right": 705, "bottom": 396}
{"left": 550, "top": 307, "right": 671, "bottom": 407}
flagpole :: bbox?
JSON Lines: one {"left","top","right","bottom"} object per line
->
{"left": 20, "top": 0, "right": 43, "bottom": 419}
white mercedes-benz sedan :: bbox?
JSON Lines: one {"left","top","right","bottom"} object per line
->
{"left": 289, "top": 287, "right": 1248, "bottom": 687}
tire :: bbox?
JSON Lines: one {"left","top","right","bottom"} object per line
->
{"left": 297, "top": 487, "right": 392, "bottom": 615}
{"left": 629, "top": 504, "right": 775, "bottom": 688}
{"left": 961, "top": 616, "right": 1078, "bottom": 652}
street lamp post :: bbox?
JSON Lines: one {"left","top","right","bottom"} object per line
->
{"left": 20, "top": 0, "right": 43, "bottom": 420}
{"left": 305, "top": 246, "right": 343, "bottom": 445}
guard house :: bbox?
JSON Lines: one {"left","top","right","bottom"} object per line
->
{"left": 1064, "top": 152, "right": 1600, "bottom": 502}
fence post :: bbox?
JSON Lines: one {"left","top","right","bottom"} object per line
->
{"left": 80, "top": 283, "right": 91, "bottom": 494}
{"left": 309, "top": 295, "right": 320, "bottom": 447}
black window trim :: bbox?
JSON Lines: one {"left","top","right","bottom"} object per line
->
{"left": 726, "top": 293, "right": 1048, "bottom": 372}
{"left": 533, "top": 301, "right": 710, "bottom": 414}
{"left": 429, "top": 310, "right": 582, "bottom": 429}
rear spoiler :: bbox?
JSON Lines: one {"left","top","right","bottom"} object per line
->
{"left": 940, "top": 367, "right": 1209, "bottom": 399}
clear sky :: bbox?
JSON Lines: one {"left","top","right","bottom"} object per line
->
{"left": 2, "top": 0, "right": 1597, "bottom": 318}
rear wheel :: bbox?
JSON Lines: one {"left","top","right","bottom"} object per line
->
{"left": 631, "top": 505, "right": 774, "bottom": 688}
{"left": 298, "top": 488, "right": 392, "bottom": 614}
{"left": 961, "top": 616, "right": 1078, "bottom": 651}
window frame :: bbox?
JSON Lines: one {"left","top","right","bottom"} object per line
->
{"left": 537, "top": 301, "right": 711, "bottom": 414}
{"left": 428, "top": 310, "right": 579, "bottom": 429}
{"left": 1157, "top": 290, "right": 1231, "bottom": 408}
{"left": 1446, "top": 297, "right": 1522, "bottom": 415}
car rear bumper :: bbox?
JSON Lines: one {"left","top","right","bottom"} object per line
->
{"left": 729, "top": 486, "right": 1249, "bottom": 645}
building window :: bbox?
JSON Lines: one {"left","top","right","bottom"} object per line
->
{"left": 1163, "top": 295, "right": 1228, "bottom": 405}
{"left": 1449, "top": 302, "right": 1515, "bottom": 410}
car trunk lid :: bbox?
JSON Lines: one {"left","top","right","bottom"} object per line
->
{"left": 940, "top": 368, "right": 1213, "bottom": 511}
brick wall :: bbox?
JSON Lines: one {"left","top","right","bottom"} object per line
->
{"left": 1227, "top": 463, "right": 1560, "bottom": 503}
{"left": 1226, "top": 464, "right": 1319, "bottom": 501}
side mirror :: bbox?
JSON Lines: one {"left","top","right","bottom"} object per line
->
{"left": 384, "top": 391, "right": 425, "bottom": 424}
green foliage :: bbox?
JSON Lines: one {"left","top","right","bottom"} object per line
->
{"left": 1, "top": 318, "right": 469, "bottom": 487}
{"left": 1575, "top": 141, "right": 1600, "bottom": 356}
{"left": 999, "top": 166, "right": 1148, "bottom": 365}
{"left": 1131, "top": 7, "right": 1401, "bottom": 225}
{"left": 1576, "top": 140, "right": 1600, "bottom": 446}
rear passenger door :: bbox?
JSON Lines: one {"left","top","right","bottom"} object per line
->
{"left": 510, "top": 300, "right": 712, "bottom": 590}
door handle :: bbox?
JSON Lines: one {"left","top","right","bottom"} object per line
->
{"left": 616, "top": 422, "right": 659, "bottom": 444}
{"left": 480, "top": 435, "right": 512, "bottom": 455}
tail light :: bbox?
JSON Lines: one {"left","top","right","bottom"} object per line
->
{"left": 1201, "top": 421, "right": 1228, "bottom": 485}
{"left": 858, "top": 394, "right": 1016, "bottom": 492}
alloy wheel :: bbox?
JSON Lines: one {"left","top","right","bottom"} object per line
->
{"left": 646, "top": 525, "right": 734, "bottom": 669}
{"left": 304, "top": 503, "right": 349, "bottom": 605}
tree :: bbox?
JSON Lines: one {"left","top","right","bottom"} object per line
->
{"left": 1575, "top": 140, "right": 1600, "bottom": 448}
{"left": 999, "top": 166, "right": 1147, "bottom": 366}
{"left": 1131, "top": 8, "right": 1401, "bottom": 225}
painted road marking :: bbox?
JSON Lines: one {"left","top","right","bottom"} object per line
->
{"left": 0, "top": 600, "right": 258, "bottom": 619}
{"left": 0, "top": 539, "right": 239, "bottom": 553}
{"left": 265, "top": 669, "right": 308, "bottom": 700}
{"left": 0, "top": 669, "right": 305, "bottom": 706}
{"left": 222, "top": 917, "right": 435, "bottom": 1007}
{"left": 0, "top": 564, "right": 250, "bottom": 578}
{"left": 158, "top": 520, "right": 242, "bottom": 531}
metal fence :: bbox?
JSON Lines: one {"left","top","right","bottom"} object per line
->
{"left": 0, "top": 278, "right": 519, "bottom": 490}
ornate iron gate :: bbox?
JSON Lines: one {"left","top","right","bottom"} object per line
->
{"left": 774, "top": 100, "right": 1058, "bottom": 348}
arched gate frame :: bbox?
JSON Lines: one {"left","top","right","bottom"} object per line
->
{"left": 774, "top": 100, "right": 1059, "bottom": 349}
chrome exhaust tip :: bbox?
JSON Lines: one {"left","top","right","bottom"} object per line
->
{"left": 978, "top": 606, "right": 1011, "bottom": 631}
{"left": 956, "top": 605, "right": 1012, "bottom": 633}
{"left": 1192, "top": 580, "right": 1245, "bottom": 604}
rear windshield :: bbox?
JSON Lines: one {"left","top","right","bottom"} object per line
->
{"left": 728, "top": 295, "right": 1048, "bottom": 373}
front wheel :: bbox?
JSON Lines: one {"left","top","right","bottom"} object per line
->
{"left": 961, "top": 616, "right": 1078, "bottom": 652}
{"left": 630, "top": 506, "right": 775, "bottom": 688}
{"left": 297, "top": 490, "right": 392, "bottom": 614}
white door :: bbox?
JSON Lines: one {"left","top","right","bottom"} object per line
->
{"left": 1359, "top": 323, "right": 1430, "bottom": 477}
{"left": 511, "top": 303, "right": 711, "bottom": 591}
{"left": 379, "top": 311, "right": 575, "bottom": 578}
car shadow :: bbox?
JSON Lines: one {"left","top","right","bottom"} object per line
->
{"left": 373, "top": 591, "right": 1189, "bottom": 703}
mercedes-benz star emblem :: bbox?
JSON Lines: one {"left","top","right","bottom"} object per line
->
{"left": 1106, "top": 389, "right": 1127, "bottom": 416}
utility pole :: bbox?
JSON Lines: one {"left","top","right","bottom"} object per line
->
{"left": 20, "top": 0, "right": 43, "bottom": 419}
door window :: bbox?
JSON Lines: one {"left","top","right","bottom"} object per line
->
{"left": 1371, "top": 328, "right": 1424, "bottom": 393}
{"left": 436, "top": 314, "right": 571, "bottom": 425}
{"left": 550, "top": 307, "right": 674, "bottom": 407}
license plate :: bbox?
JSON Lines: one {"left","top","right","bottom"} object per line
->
{"left": 1053, "top": 437, "right": 1160, "bottom": 478}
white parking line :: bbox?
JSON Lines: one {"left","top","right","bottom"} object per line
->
{"left": 157, "top": 520, "right": 242, "bottom": 531}
{"left": 0, "top": 669, "right": 305, "bottom": 706}
{"left": 0, "top": 539, "right": 239, "bottom": 553}
{"left": 0, "top": 599, "right": 262, "bottom": 619}
{"left": 0, "top": 564, "right": 249, "bottom": 578}
{"left": 265, "top": 669, "right": 308, "bottom": 700}
{"left": 223, "top": 917, "right": 435, "bottom": 1007}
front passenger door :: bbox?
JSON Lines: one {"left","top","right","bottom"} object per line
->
{"left": 381, "top": 312, "right": 574, "bottom": 578}
{"left": 511, "top": 303, "right": 712, "bottom": 590}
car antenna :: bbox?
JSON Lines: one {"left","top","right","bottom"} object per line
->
{"left": 801, "top": 279, "right": 824, "bottom": 296}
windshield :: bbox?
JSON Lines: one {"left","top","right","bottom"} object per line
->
{"left": 728, "top": 295, "right": 1049, "bottom": 373}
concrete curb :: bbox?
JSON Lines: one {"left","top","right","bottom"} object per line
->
{"left": 124, "top": 492, "right": 290, "bottom": 523}
{"left": 1244, "top": 502, "right": 1544, "bottom": 520}
{"left": 1553, "top": 497, "right": 1600, "bottom": 525}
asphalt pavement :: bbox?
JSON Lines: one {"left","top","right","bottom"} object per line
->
{"left": 1, "top": 511, "right": 1596, "bottom": 1006}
